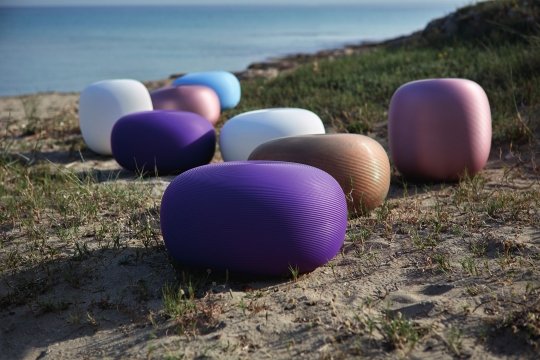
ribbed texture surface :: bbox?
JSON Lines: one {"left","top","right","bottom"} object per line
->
{"left": 388, "top": 78, "right": 491, "bottom": 181}
{"left": 111, "top": 110, "right": 215, "bottom": 175}
{"left": 160, "top": 161, "right": 347, "bottom": 276}
{"left": 249, "top": 134, "right": 390, "bottom": 213}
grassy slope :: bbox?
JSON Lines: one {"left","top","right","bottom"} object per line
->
{"left": 232, "top": 0, "right": 540, "bottom": 145}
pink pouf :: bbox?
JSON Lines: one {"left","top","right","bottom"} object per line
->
{"left": 150, "top": 85, "right": 221, "bottom": 126}
{"left": 388, "top": 78, "right": 491, "bottom": 181}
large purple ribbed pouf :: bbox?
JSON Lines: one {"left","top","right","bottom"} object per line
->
{"left": 111, "top": 110, "right": 215, "bottom": 175}
{"left": 160, "top": 161, "right": 348, "bottom": 276}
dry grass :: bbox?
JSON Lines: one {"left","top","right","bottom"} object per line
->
{"left": 4, "top": 101, "right": 538, "bottom": 358}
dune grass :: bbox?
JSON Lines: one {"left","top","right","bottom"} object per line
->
{"left": 232, "top": 0, "right": 540, "bottom": 145}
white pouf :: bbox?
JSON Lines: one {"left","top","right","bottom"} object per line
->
{"left": 219, "top": 108, "right": 326, "bottom": 161}
{"left": 79, "top": 79, "right": 153, "bottom": 155}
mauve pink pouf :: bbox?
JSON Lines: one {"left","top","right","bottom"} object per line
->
{"left": 388, "top": 78, "right": 492, "bottom": 181}
{"left": 150, "top": 85, "right": 221, "bottom": 125}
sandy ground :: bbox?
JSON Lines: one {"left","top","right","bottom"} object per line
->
{"left": 0, "top": 87, "right": 539, "bottom": 360}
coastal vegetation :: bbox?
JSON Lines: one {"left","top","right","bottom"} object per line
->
{"left": 236, "top": 0, "right": 539, "bottom": 145}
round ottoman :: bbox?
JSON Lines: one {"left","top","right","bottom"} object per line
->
{"left": 111, "top": 110, "right": 215, "bottom": 175}
{"left": 172, "top": 71, "right": 240, "bottom": 110}
{"left": 219, "top": 108, "right": 326, "bottom": 162}
{"left": 160, "top": 161, "right": 347, "bottom": 276}
{"left": 249, "top": 134, "right": 390, "bottom": 213}
{"left": 79, "top": 79, "right": 153, "bottom": 155}
{"left": 150, "top": 85, "right": 221, "bottom": 126}
{"left": 388, "top": 78, "right": 491, "bottom": 181}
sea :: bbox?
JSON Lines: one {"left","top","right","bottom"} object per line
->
{"left": 0, "top": 4, "right": 464, "bottom": 96}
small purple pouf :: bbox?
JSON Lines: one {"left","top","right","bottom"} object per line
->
{"left": 111, "top": 110, "right": 215, "bottom": 175}
{"left": 160, "top": 161, "right": 348, "bottom": 276}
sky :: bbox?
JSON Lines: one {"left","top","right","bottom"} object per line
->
{"left": 0, "top": 0, "right": 473, "bottom": 7}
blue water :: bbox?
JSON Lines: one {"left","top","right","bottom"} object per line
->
{"left": 0, "top": 5, "right": 461, "bottom": 96}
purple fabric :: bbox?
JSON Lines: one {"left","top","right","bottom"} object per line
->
{"left": 160, "top": 161, "right": 347, "bottom": 276}
{"left": 111, "top": 110, "right": 215, "bottom": 175}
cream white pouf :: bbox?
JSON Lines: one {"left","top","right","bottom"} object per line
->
{"left": 79, "top": 79, "right": 153, "bottom": 155}
{"left": 219, "top": 108, "right": 326, "bottom": 161}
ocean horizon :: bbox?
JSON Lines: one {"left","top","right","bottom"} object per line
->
{"left": 0, "top": 4, "right": 462, "bottom": 96}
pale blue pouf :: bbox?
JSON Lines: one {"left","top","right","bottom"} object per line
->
{"left": 172, "top": 71, "right": 241, "bottom": 110}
